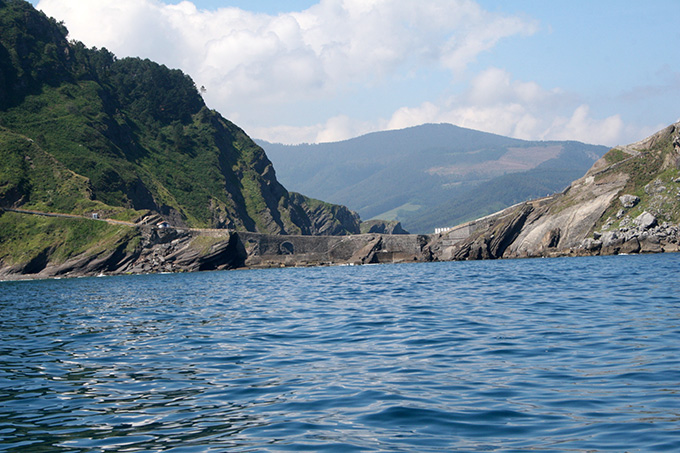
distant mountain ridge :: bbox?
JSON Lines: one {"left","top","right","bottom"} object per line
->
{"left": 259, "top": 124, "right": 609, "bottom": 233}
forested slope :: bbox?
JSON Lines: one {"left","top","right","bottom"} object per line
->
{"left": 0, "top": 0, "right": 359, "bottom": 236}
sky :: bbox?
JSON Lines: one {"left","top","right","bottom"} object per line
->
{"left": 30, "top": 0, "right": 680, "bottom": 146}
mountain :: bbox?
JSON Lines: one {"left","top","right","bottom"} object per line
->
{"left": 258, "top": 124, "right": 609, "bottom": 233}
{"left": 428, "top": 121, "right": 680, "bottom": 260}
{"left": 2, "top": 120, "right": 678, "bottom": 279}
{"left": 0, "top": 0, "right": 359, "bottom": 237}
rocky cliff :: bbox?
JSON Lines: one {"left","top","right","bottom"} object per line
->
{"left": 359, "top": 219, "right": 409, "bottom": 235}
{"left": 430, "top": 122, "right": 680, "bottom": 260}
{"left": 0, "top": 210, "right": 428, "bottom": 280}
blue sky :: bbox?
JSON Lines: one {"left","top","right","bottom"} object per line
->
{"left": 31, "top": 0, "right": 680, "bottom": 146}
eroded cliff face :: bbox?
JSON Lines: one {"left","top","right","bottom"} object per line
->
{"left": 0, "top": 225, "right": 244, "bottom": 280}
{"left": 431, "top": 122, "right": 680, "bottom": 260}
{"left": 0, "top": 222, "right": 429, "bottom": 280}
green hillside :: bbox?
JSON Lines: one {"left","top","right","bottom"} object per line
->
{"left": 595, "top": 125, "right": 680, "bottom": 231}
{"left": 0, "top": 0, "right": 359, "bottom": 237}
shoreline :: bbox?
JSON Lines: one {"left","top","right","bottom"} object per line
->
{"left": 2, "top": 220, "right": 678, "bottom": 282}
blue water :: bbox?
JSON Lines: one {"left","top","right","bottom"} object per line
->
{"left": 1, "top": 254, "right": 679, "bottom": 452}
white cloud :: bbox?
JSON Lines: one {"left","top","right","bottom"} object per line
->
{"left": 35, "top": 0, "right": 537, "bottom": 118}
{"left": 468, "top": 67, "right": 549, "bottom": 106}
{"left": 388, "top": 102, "right": 441, "bottom": 130}
{"left": 250, "top": 124, "right": 321, "bottom": 145}
{"left": 383, "top": 68, "right": 649, "bottom": 146}
{"left": 250, "top": 68, "right": 639, "bottom": 146}
{"left": 544, "top": 105, "right": 623, "bottom": 145}
{"left": 439, "top": 9, "right": 537, "bottom": 73}
{"left": 35, "top": 0, "right": 656, "bottom": 147}
{"left": 251, "top": 115, "right": 381, "bottom": 145}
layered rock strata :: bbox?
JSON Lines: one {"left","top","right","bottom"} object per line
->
{"left": 0, "top": 225, "right": 433, "bottom": 280}
{"left": 430, "top": 121, "right": 680, "bottom": 259}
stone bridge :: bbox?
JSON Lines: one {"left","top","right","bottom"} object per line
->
{"left": 235, "top": 231, "right": 431, "bottom": 267}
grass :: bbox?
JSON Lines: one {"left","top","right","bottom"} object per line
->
{"left": 603, "top": 148, "right": 629, "bottom": 165}
{"left": 189, "top": 235, "right": 230, "bottom": 256}
{"left": 0, "top": 212, "right": 137, "bottom": 266}
{"left": 594, "top": 139, "right": 680, "bottom": 231}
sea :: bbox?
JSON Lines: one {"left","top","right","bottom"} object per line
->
{"left": 1, "top": 253, "right": 679, "bottom": 452}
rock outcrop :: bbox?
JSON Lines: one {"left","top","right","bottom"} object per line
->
{"left": 619, "top": 194, "right": 640, "bottom": 208}
{"left": 0, "top": 221, "right": 431, "bottom": 280}
{"left": 0, "top": 226, "right": 246, "bottom": 279}
{"left": 432, "top": 121, "right": 680, "bottom": 259}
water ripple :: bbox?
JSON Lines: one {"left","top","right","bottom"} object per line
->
{"left": 1, "top": 254, "right": 680, "bottom": 451}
